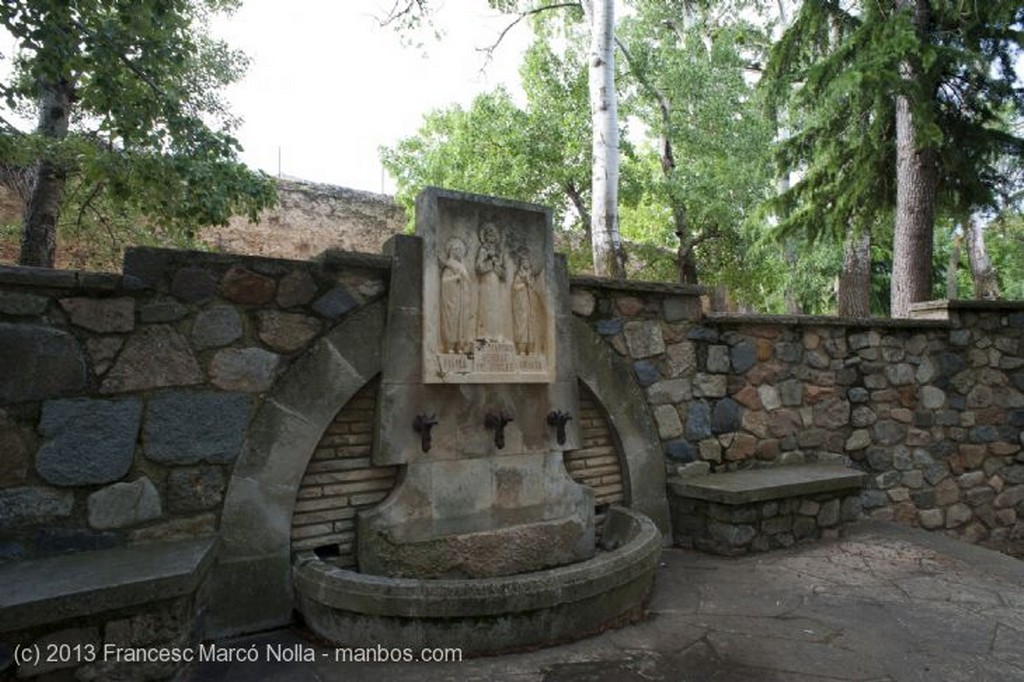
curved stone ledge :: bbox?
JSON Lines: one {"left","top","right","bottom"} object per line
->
{"left": 292, "top": 506, "right": 661, "bottom": 655}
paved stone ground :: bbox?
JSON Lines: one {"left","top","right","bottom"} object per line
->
{"left": 184, "top": 521, "right": 1024, "bottom": 682}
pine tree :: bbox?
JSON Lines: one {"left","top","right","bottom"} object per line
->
{"left": 764, "top": 1, "right": 1024, "bottom": 317}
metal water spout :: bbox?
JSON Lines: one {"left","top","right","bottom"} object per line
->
{"left": 413, "top": 414, "right": 438, "bottom": 453}
{"left": 484, "top": 412, "right": 514, "bottom": 449}
{"left": 547, "top": 410, "right": 573, "bottom": 445}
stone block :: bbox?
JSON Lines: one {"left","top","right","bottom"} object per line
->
{"left": 312, "top": 284, "right": 358, "bottom": 319}
{"left": 220, "top": 266, "right": 276, "bottom": 304}
{"left": 817, "top": 499, "right": 840, "bottom": 527}
{"left": 665, "top": 341, "right": 696, "bottom": 376}
{"left": 34, "top": 528, "right": 119, "bottom": 553}
{"left": 144, "top": 390, "right": 250, "bottom": 464}
{"left": 171, "top": 266, "right": 218, "bottom": 302}
{"left": 706, "top": 345, "right": 731, "bottom": 373}
{"left": 623, "top": 320, "right": 665, "bottom": 359}
{"left": 708, "top": 521, "right": 756, "bottom": 548}
{"left": 0, "top": 291, "right": 48, "bottom": 315}
{"left": 139, "top": 300, "right": 189, "bottom": 323}
{"left": 36, "top": 397, "right": 141, "bottom": 485}
{"left": 758, "top": 385, "right": 782, "bottom": 411}
{"left": 711, "top": 398, "right": 741, "bottom": 434}
{"left": 0, "top": 486, "right": 73, "bottom": 529}
{"left": 88, "top": 477, "right": 162, "bottom": 529}
{"left": 166, "top": 466, "right": 227, "bottom": 513}
{"left": 257, "top": 310, "right": 321, "bottom": 353}
{"left": 653, "top": 405, "right": 684, "bottom": 439}
{"left": 694, "top": 373, "right": 727, "bottom": 398}
{"left": 730, "top": 341, "right": 757, "bottom": 374}
{"left": 0, "top": 324, "right": 87, "bottom": 403}
{"left": 277, "top": 269, "right": 319, "bottom": 308}
{"left": 101, "top": 325, "right": 202, "bottom": 393}
{"left": 191, "top": 305, "right": 243, "bottom": 349}
{"left": 59, "top": 296, "right": 135, "bottom": 332}
{"left": 632, "top": 360, "right": 660, "bottom": 387}
{"left": 647, "top": 378, "right": 691, "bottom": 404}
{"left": 209, "top": 347, "right": 280, "bottom": 391}
{"left": 665, "top": 440, "right": 697, "bottom": 463}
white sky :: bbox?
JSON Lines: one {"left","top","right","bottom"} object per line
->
{"left": 211, "top": 1, "right": 533, "bottom": 195}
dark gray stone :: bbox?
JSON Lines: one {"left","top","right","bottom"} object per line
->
{"left": 595, "top": 319, "right": 623, "bottom": 336}
{"left": 312, "top": 285, "right": 358, "bottom": 320}
{"left": 730, "top": 341, "right": 756, "bottom": 374}
{"left": 711, "top": 398, "right": 741, "bottom": 434}
{"left": 632, "top": 361, "right": 659, "bottom": 388}
{"left": 167, "top": 466, "right": 227, "bottom": 513}
{"left": 780, "top": 379, "right": 804, "bottom": 407}
{"left": 687, "top": 402, "right": 712, "bottom": 439}
{"left": 706, "top": 345, "right": 731, "bottom": 373}
{"left": 866, "top": 447, "right": 893, "bottom": 471}
{"left": 34, "top": 528, "right": 120, "bottom": 554}
{"left": 191, "top": 305, "right": 243, "bottom": 349}
{"left": 939, "top": 352, "right": 967, "bottom": 377}
{"left": 0, "top": 486, "right": 74, "bottom": 528}
{"left": 36, "top": 398, "right": 142, "bottom": 486}
{"left": 872, "top": 420, "right": 906, "bottom": 446}
{"left": 969, "top": 425, "right": 1000, "bottom": 443}
{"left": 277, "top": 270, "right": 319, "bottom": 308}
{"left": 860, "top": 489, "right": 888, "bottom": 509}
{"left": 776, "top": 342, "right": 802, "bottom": 363}
{"left": 144, "top": 391, "right": 250, "bottom": 464}
{"left": 848, "top": 387, "right": 869, "bottom": 403}
{"left": 687, "top": 327, "right": 718, "bottom": 342}
{"left": 171, "top": 267, "right": 218, "bottom": 302}
{"left": 0, "top": 324, "right": 87, "bottom": 403}
{"left": 0, "top": 291, "right": 48, "bottom": 316}
{"left": 139, "top": 301, "right": 189, "bottom": 323}
{"left": 1002, "top": 466, "right": 1024, "bottom": 485}
{"left": 0, "top": 542, "right": 25, "bottom": 560}
{"left": 666, "top": 440, "right": 697, "bottom": 463}
{"left": 708, "top": 521, "right": 756, "bottom": 547}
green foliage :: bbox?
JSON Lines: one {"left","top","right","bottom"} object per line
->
{"left": 763, "top": 0, "right": 1024, "bottom": 249}
{"left": 0, "top": 0, "right": 276, "bottom": 265}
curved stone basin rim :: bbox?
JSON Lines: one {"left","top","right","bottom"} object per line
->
{"left": 292, "top": 506, "right": 661, "bottom": 620}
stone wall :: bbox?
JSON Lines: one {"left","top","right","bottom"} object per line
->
{"left": 0, "top": 248, "right": 389, "bottom": 562}
{"left": 566, "top": 280, "right": 1024, "bottom": 557}
{"left": 2, "top": 244, "right": 1023, "bottom": 606}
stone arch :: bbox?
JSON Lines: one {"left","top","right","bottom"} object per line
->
{"left": 208, "top": 301, "right": 670, "bottom": 639}
{"left": 208, "top": 301, "right": 385, "bottom": 638}
{"left": 573, "top": 317, "right": 670, "bottom": 539}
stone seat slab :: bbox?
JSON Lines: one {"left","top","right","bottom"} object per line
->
{"left": 669, "top": 464, "right": 867, "bottom": 506}
{"left": 0, "top": 536, "right": 216, "bottom": 632}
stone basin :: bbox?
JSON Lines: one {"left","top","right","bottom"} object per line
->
{"left": 292, "top": 506, "right": 661, "bottom": 655}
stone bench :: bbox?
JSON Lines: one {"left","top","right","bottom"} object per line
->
{"left": 0, "top": 536, "right": 216, "bottom": 680}
{"left": 668, "top": 464, "right": 867, "bottom": 555}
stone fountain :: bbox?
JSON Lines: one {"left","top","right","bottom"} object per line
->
{"left": 293, "top": 188, "right": 661, "bottom": 653}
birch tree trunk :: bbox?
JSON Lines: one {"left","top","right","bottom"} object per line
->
{"left": 891, "top": 0, "right": 939, "bottom": 317}
{"left": 966, "top": 217, "right": 1000, "bottom": 299}
{"left": 20, "top": 79, "right": 74, "bottom": 267}
{"left": 838, "top": 230, "right": 872, "bottom": 317}
{"left": 581, "top": 0, "right": 626, "bottom": 279}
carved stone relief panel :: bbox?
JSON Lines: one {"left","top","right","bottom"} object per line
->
{"left": 420, "top": 190, "right": 555, "bottom": 383}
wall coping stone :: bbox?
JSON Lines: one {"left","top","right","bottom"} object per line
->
{"left": 0, "top": 536, "right": 216, "bottom": 632}
{"left": 706, "top": 312, "right": 950, "bottom": 330}
{"left": 569, "top": 276, "right": 704, "bottom": 297}
{"left": 0, "top": 264, "right": 122, "bottom": 292}
{"left": 911, "top": 298, "right": 1024, "bottom": 313}
{"left": 669, "top": 464, "right": 867, "bottom": 505}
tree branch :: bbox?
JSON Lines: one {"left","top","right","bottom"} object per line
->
{"left": 477, "top": 2, "right": 582, "bottom": 62}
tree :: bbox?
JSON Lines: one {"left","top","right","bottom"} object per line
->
{"left": 0, "top": 0, "right": 276, "bottom": 267}
{"left": 765, "top": 1, "right": 1024, "bottom": 317}
{"left": 616, "top": 0, "right": 776, "bottom": 289}
{"left": 383, "top": 0, "right": 627, "bottom": 277}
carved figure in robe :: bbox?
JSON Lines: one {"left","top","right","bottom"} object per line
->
{"left": 511, "top": 246, "right": 537, "bottom": 355}
{"left": 439, "top": 236, "right": 472, "bottom": 353}
{"left": 475, "top": 222, "right": 508, "bottom": 340}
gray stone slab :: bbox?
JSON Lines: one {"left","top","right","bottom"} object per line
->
{"left": 0, "top": 324, "right": 87, "bottom": 403}
{"left": 144, "top": 390, "right": 250, "bottom": 464}
{"left": 35, "top": 397, "right": 142, "bottom": 486}
{"left": 0, "top": 536, "right": 216, "bottom": 632}
{"left": 670, "top": 464, "right": 867, "bottom": 505}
